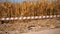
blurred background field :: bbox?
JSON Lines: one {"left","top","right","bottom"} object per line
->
{"left": 0, "top": 0, "right": 60, "bottom": 18}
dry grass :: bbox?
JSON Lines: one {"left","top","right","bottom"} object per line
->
{"left": 0, "top": 1, "right": 60, "bottom": 17}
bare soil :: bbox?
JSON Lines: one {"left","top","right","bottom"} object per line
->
{"left": 0, "top": 18, "right": 60, "bottom": 34}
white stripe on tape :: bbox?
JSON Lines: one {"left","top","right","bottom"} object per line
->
{"left": 10, "top": 17, "right": 14, "bottom": 20}
{"left": 39, "top": 16, "right": 42, "bottom": 19}
{"left": 23, "top": 17, "right": 26, "bottom": 19}
{"left": 0, "top": 15, "right": 60, "bottom": 20}
{"left": 46, "top": 16, "right": 50, "bottom": 18}
{"left": 19, "top": 17, "right": 22, "bottom": 20}
{"left": 6, "top": 18, "right": 10, "bottom": 20}
{"left": 53, "top": 15, "right": 56, "bottom": 17}
{"left": 35, "top": 16, "right": 38, "bottom": 19}
{"left": 31, "top": 16, "right": 35, "bottom": 19}
{"left": 57, "top": 15, "right": 60, "bottom": 17}
{"left": 43, "top": 16, "right": 46, "bottom": 18}
{"left": 50, "top": 15, "right": 53, "bottom": 18}
{"left": 1, "top": 18, "right": 5, "bottom": 20}
{"left": 15, "top": 17, "right": 18, "bottom": 19}
{"left": 27, "top": 17, "right": 30, "bottom": 19}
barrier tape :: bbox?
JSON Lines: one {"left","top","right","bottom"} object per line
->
{"left": 0, "top": 15, "right": 60, "bottom": 20}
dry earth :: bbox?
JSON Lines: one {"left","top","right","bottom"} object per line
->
{"left": 23, "top": 28, "right": 60, "bottom": 34}
{"left": 0, "top": 18, "right": 60, "bottom": 34}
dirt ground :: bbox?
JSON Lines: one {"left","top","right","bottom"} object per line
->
{"left": 0, "top": 18, "right": 60, "bottom": 34}
{"left": 23, "top": 28, "right": 60, "bottom": 34}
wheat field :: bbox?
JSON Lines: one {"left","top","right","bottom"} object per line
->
{"left": 0, "top": 0, "right": 60, "bottom": 18}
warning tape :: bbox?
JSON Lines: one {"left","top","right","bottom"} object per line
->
{"left": 0, "top": 15, "right": 60, "bottom": 20}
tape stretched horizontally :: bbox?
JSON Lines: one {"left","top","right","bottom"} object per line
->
{"left": 0, "top": 15, "right": 60, "bottom": 20}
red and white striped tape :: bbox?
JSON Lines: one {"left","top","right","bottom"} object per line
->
{"left": 0, "top": 15, "right": 60, "bottom": 20}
